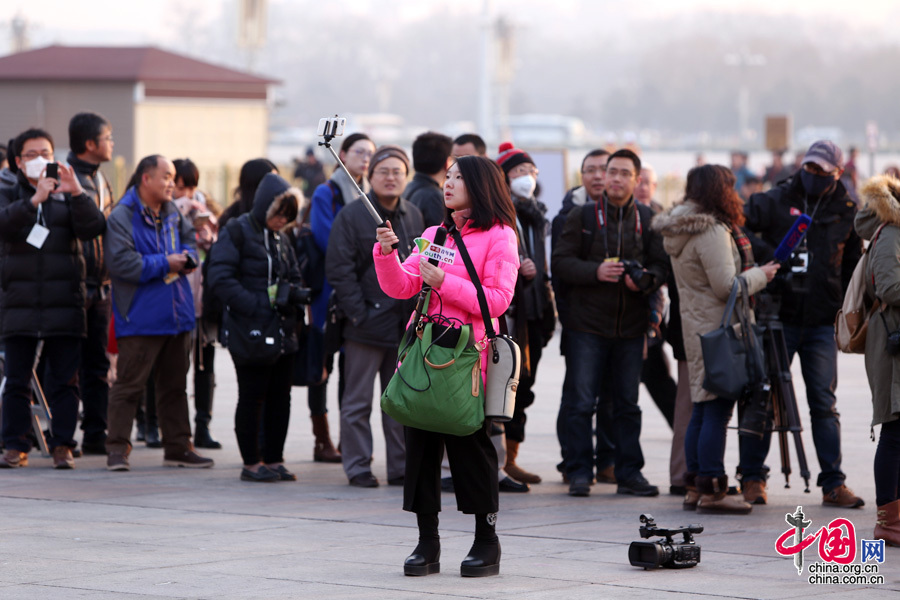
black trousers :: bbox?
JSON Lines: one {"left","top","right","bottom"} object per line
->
{"left": 505, "top": 319, "right": 543, "bottom": 443}
{"left": 2, "top": 336, "right": 81, "bottom": 452}
{"left": 193, "top": 334, "right": 216, "bottom": 429}
{"left": 403, "top": 423, "right": 499, "bottom": 515}
{"left": 234, "top": 353, "right": 294, "bottom": 465}
{"left": 79, "top": 287, "right": 111, "bottom": 441}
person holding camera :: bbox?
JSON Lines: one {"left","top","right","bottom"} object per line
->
{"left": 552, "top": 149, "right": 669, "bottom": 498}
{"left": 855, "top": 175, "right": 900, "bottom": 544}
{"left": 654, "top": 165, "right": 778, "bottom": 514}
{"left": 0, "top": 128, "right": 105, "bottom": 469}
{"left": 104, "top": 155, "right": 212, "bottom": 471}
{"left": 739, "top": 141, "right": 864, "bottom": 509}
{"left": 207, "top": 173, "right": 304, "bottom": 482}
{"left": 374, "top": 155, "right": 519, "bottom": 577}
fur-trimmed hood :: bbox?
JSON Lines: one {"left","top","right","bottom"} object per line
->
{"left": 251, "top": 172, "right": 304, "bottom": 226}
{"left": 856, "top": 175, "right": 900, "bottom": 240}
{"left": 651, "top": 201, "right": 718, "bottom": 258}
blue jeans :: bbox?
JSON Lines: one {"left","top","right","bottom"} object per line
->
{"left": 685, "top": 397, "right": 736, "bottom": 478}
{"left": 560, "top": 331, "right": 645, "bottom": 483}
{"left": 738, "top": 324, "right": 844, "bottom": 490}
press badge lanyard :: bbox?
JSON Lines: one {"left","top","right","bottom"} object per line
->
{"left": 595, "top": 197, "right": 641, "bottom": 260}
{"left": 26, "top": 204, "right": 50, "bottom": 249}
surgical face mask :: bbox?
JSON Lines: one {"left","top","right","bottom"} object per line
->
{"left": 800, "top": 169, "right": 836, "bottom": 198}
{"left": 510, "top": 174, "right": 537, "bottom": 198}
{"left": 24, "top": 156, "right": 50, "bottom": 180}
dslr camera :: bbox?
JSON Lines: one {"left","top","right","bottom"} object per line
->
{"left": 628, "top": 514, "right": 702, "bottom": 570}
{"left": 275, "top": 282, "right": 313, "bottom": 311}
{"left": 620, "top": 259, "right": 654, "bottom": 291}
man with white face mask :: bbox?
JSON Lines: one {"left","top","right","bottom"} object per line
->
{"left": 495, "top": 142, "right": 556, "bottom": 486}
{"left": 0, "top": 128, "right": 106, "bottom": 469}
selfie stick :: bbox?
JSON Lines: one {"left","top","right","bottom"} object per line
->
{"left": 318, "top": 122, "right": 397, "bottom": 250}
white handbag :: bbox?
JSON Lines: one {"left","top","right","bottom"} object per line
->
{"left": 451, "top": 228, "right": 521, "bottom": 421}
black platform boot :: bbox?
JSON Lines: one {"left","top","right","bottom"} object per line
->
{"left": 404, "top": 513, "right": 440, "bottom": 576}
{"left": 461, "top": 513, "right": 500, "bottom": 577}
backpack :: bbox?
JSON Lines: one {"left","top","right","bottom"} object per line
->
{"left": 836, "top": 224, "right": 886, "bottom": 353}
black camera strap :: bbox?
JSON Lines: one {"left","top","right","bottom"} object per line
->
{"left": 449, "top": 226, "right": 497, "bottom": 340}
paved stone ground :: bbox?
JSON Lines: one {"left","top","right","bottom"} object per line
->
{"left": 0, "top": 339, "right": 897, "bottom": 599}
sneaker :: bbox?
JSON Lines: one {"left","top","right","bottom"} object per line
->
{"left": 0, "top": 448, "right": 28, "bottom": 468}
{"left": 52, "top": 446, "right": 75, "bottom": 469}
{"left": 617, "top": 474, "right": 660, "bottom": 497}
{"left": 349, "top": 472, "right": 379, "bottom": 488}
{"left": 742, "top": 480, "right": 767, "bottom": 505}
{"left": 823, "top": 484, "right": 865, "bottom": 509}
{"left": 163, "top": 449, "right": 214, "bottom": 468}
{"left": 107, "top": 452, "right": 130, "bottom": 471}
{"left": 568, "top": 476, "right": 591, "bottom": 497}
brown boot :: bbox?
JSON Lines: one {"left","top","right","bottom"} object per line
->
{"left": 742, "top": 479, "right": 768, "bottom": 505}
{"left": 697, "top": 475, "right": 752, "bottom": 515}
{"left": 312, "top": 414, "right": 341, "bottom": 463}
{"left": 683, "top": 472, "right": 699, "bottom": 511}
{"left": 505, "top": 440, "right": 541, "bottom": 484}
{"left": 875, "top": 499, "right": 900, "bottom": 546}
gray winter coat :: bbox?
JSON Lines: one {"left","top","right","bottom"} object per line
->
{"left": 855, "top": 175, "right": 900, "bottom": 427}
{"left": 326, "top": 193, "right": 424, "bottom": 349}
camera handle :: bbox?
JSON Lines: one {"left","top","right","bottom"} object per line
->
{"left": 318, "top": 136, "right": 397, "bottom": 251}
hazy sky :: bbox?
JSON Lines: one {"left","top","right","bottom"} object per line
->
{"left": 3, "top": 0, "right": 900, "bottom": 51}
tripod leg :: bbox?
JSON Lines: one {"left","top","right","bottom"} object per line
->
{"left": 31, "top": 370, "right": 51, "bottom": 458}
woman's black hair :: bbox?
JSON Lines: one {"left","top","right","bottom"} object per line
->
{"left": 339, "top": 133, "right": 373, "bottom": 155}
{"left": 126, "top": 155, "right": 164, "bottom": 190}
{"left": 235, "top": 158, "right": 278, "bottom": 212}
{"left": 173, "top": 158, "right": 200, "bottom": 188}
{"left": 453, "top": 155, "right": 516, "bottom": 230}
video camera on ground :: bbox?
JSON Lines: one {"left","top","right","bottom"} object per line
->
{"left": 628, "top": 514, "right": 702, "bottom": 570}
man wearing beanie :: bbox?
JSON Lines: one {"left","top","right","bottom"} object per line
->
{"left": 326, "top": 145, "right": 423, "bottom": 487}
{"left": 495, "top": 142, "right": 556, "bottom": 486}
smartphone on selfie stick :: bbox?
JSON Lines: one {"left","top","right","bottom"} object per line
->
{"left": 317, "top": 116, "right": 397, "bottom": 250}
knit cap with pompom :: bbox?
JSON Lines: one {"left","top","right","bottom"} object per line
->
{"left": 495, "top": 141, "right": 534, "bottom": 175}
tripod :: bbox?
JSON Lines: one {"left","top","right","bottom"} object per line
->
{"left": 751, "top": 295, "right": 811, "bottom": 493}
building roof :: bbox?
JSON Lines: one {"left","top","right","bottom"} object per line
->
{"left": 0, "top": 45, "right": 278, "bottom": 85}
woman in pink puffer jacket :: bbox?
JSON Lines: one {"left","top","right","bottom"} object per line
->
{"left": 374, "top": 155, "right": 519, "bottom": 579}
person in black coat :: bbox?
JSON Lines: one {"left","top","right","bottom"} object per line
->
{"left": 326, "top": 145, "right": 424, "bottom": 488}
{"left": 207, "top": 173, "right": 303, "bottom": 482}
{"left": 0, "top": 128, "right": 106, "bottom": 469}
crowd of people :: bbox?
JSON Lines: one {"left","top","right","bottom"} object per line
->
{"left": 1, "top": 111, "right": 899, "bottom": 577}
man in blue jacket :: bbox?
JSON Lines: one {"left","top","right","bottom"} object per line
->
{"left": 103, "top": 155, "right": 213, "bottom": 471}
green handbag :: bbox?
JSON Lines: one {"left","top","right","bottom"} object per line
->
{"left": 381, "top": 293, "right": 485, "bottom": 437}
